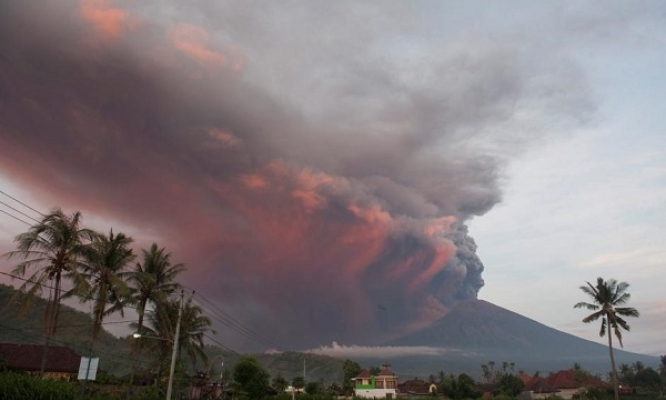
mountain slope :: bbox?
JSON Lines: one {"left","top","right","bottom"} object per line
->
{"left": 383, "top": 299, "right": 657, "bottom": 376}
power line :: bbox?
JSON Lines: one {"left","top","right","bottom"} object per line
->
{"left": 0, "top": 271, "right": 144, "bottom": 313}
{"left": 0, "top": 192, "right": 263, "bottom": 358}
{"left": 188, "top": 289, "right": 276, "bottom": 348}
{"left": 0, "top": 318, "right": 144, "bottom": 332}
{"left": 0, "top": 189, "right": 44, "bottom": 216}
{"left": 0, "top": 199, "right": 41, "bottom": 224}
{"left": 0, "top": 208, "right": 32, "bottom": 226}
{"left": 0, "top": 322, "right": 136, "bottom": 367}
{"left": 202, "top": 332, "right": 240, "bottom": 356}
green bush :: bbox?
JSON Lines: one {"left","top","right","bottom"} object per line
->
{"left": 0, "top": 371, "right": 76, "bottom": 400}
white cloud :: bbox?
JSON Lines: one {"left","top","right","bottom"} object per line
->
{"left": 304, "top": 342, "right": 467, "bottom": 358}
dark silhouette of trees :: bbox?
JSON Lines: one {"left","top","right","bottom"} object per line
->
{"left": 342, "top": 359, "right": 362, "bottom": 394}
{"left": 127, "top": 243, "right": 185, "bottom": 388}
{"left": 232, "top": 357, "right": 270, "bottom": 399}
{"left": 495, "top": 373, "right": 525, "bottom": 396}
{"left": 4, "top": 208, "right": 96, "bottom": 374}
{"left": 292, "top": 375, "right": 306, "bottom": 391}
{"left": 80, "top": 230, "right": 134, "bottom": 351}
{"left": 272, "top": 374, "right": 288, "bottom": 393}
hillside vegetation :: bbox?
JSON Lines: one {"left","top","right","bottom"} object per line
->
{"left": 0, "top": 284, "right": 346, "bottom": 383}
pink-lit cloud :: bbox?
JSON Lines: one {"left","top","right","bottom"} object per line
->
{"left": 169, "top": 23, "right": 245, "bottom": 74}
{"left": 80, "top": 0, "right": 134, "bottom": 39}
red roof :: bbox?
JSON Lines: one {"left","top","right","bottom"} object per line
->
{"left": 399, "top": 379, "right": 436, "bottom": 395}
{"left": 545, "top": 370, "right": 608, "bottom": 390}
{"left": 516, "top": 373, "right": 533, "bottom": 385}
{"left": 355, "top": 370, "right": 373, "bottom": 379}
{"left": 0, "top": 342, "right": 81, "bottom": 373}
{"left": 377, "top": 367, "right": 395, "bottom": 376}
{"left": 526, "top": 377, "right": 557, "bottom": 393}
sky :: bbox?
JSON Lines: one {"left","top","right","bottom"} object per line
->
{"left": 0, "top": 1, "right": 664, "bottom": 356}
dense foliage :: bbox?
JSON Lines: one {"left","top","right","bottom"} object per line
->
{"left": 232, "top": 356, "right": 270, "bottom": 399}
{"left": 0, "top": 372, "right": 75, "bottom": 400}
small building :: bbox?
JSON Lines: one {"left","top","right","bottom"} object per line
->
{"left": 0, "top": 342, "right": 81, "bottom": 381}
{"left": 517, "top": 369, "right": 608, "bottom": 400}
{"left": 353, "top": 363, "right": 398, "bottom": 399}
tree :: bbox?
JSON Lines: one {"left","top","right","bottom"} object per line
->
{"left": 328, "top": 382, "right": 343, "bottom": 396}
{"left": 618, "top": 363, "right": 635, "bottom": 386}
{"left": 495, "top": 374, "right": 525, "bottom": 396}
{"left": 305, "top": 380, "right": 323, "bottom": 395}
{"left": 342, "top": 359, "right": 362, "bottom": 394}
{"left": 137, "top": 296, "right": 212, "bottom": 377}
{"left": 232, "top": 357, "right": 269, "bottom": 400}
{"left": 272, "top": 375, "right": 288, "bottom": 393}
{"left": 454, "top": 373, "right": 483, "bottom": 400}
{"left": 127, "top": 244, "right": 185, "bottom": 386}
{"left": 80, "top": 230, "right": 134, "bottom": 351}
{"left": 292, "top": 376, "right": 306, "bottom": 392}
{"left": 574, "top": 277, "right": 640, "bottom": 400}
{"left": 129, "top": 244, "right": 185, "bottom": 338}
{"left": 634, "top": 367, "right": 661, "bottom": 392}
{"left": 4, "top": 208, "right": 96, "bottom": 374}
{"left": 659, "top": 355, "right": 666, "bottom": 391}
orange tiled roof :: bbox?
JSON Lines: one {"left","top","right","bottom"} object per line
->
{"left": 355, "top": 370, "right": 373, "bottom": 379}
{"left": 545, "top": 370, "right": 608, "bottom": 390}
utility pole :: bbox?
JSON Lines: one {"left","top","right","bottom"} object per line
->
{"left": 166, "top": 290, "right": 185, "bottom": 400}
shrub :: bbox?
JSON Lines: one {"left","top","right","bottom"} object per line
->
{"left": 0, "top": 371, "right": 76, "bottom": 400}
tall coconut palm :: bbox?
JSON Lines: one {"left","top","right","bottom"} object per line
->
{"left": 80, "top": 230, "right": 135, "bottom": 351}
{"left": 574, "top": 277, "right": 639, "bottom": 400}
{"left": 4, "top": 208, "right": 96, "bottom": 374}
{"left": 127, "top": 244, "right": 185, "bottom": 390}
{"left": 129, "top": 244, "right": 185, "bottom": 340}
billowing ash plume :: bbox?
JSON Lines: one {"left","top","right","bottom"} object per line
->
{"left": 0, "top": 0, "right": 592, "bottom": 350}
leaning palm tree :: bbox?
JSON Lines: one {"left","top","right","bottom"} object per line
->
{"left": 574, "top": 277, "right": 639, "bottom": 400}
{"left": 4, "top": 208, "right": 96, "bottom": 374}
{"left": 80, "top": 230, "right": 135, "bottom": 351}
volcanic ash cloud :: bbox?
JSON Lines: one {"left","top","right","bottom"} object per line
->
{"left": 0, "top": 0, "right": 593, "bottom": 349}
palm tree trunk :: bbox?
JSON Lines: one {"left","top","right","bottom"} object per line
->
{"left": 607, "top": 319, "right": 620, "bottom": 400}
{"left": 39, "top": 277, "right": 61, "bottom": 376}
{"left": 127, "top": 304, "right": 145, "bottom": 400}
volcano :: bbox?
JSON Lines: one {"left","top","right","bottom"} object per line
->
{"left": 372, "top": 299, "right": 657, "bottom": 377}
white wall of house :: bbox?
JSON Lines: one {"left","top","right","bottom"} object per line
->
{"left": 354, "top": 388, "right": 397, "bottom": 399}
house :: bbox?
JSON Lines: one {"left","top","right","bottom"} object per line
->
{"left": 0, "top": 342, "right": 81, "bottom": 381}
{"left": 523, "top": 376, "right": 558, "bottom": 399}
{"left": 353, "top": 363, "right": 398, "bottom": 399}
{"left": 398, "top": 378, "right": 437, "bottom": 396}
{"left": 518, "top": 370, "right": 607, "bottom": 400}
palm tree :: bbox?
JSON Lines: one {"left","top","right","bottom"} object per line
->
{"left": 129, "top": 244, "right": 185, "bottom": 339}
{"left": 4, "top": 208, "right": 96, "bottom": 373}
{"left": 80, "top": 230, "right": 135, "bottom": 350}
{"left": 574, "top": 277, "right": 639, "bottom": 400}
{"left": 137, "top": 296, "right": 212, "bottom": 378}
{"left": 127, "top": 244, "right": 184, "bottom": 390}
